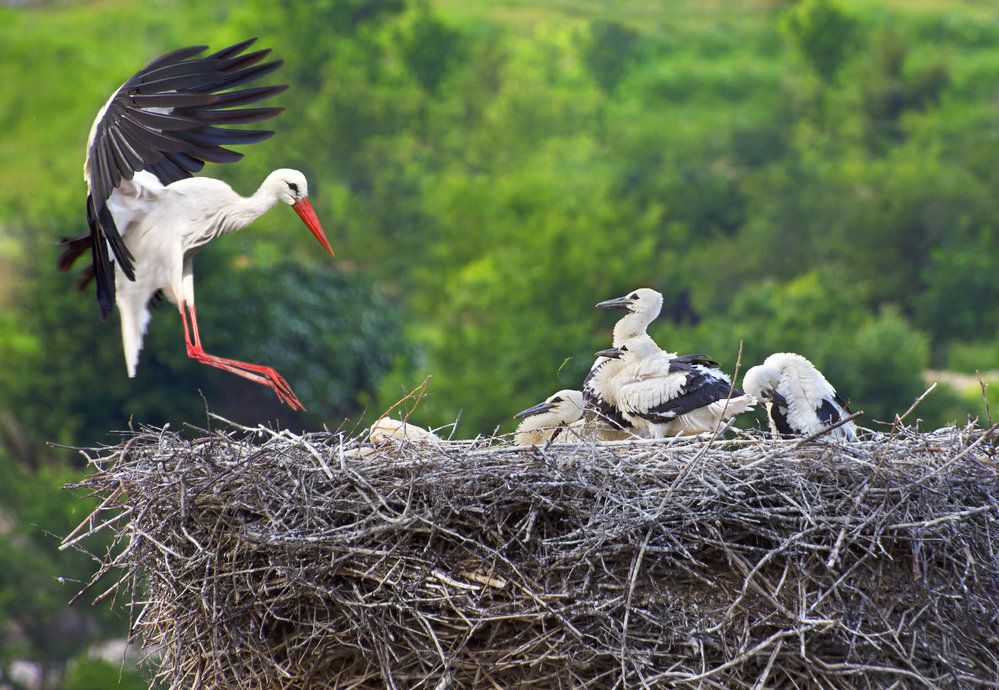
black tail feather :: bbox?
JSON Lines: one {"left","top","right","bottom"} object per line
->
{"left": 87, "top": 195, "right": 116, "bottom": 321}
{"left": 57, "top": 234, "right": 92, "bottom": 272}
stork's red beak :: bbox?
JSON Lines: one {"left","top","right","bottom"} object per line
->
{"left": 293, "top": 198, "right": 334, "bottom": 257}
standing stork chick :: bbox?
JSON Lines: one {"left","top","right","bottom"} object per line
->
{"left": 514, "top": 390, "right": 629, "bottom": 444}
{"left": 584, "top": 288, "right": 665, "bottom": 431}
{"left": 742, "top": 353, "right": 856, "bottom": 440}
{"left": 597, "top": 337, "right": 756, "bottom": 437}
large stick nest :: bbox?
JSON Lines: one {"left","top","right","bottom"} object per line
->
{"left": 67, "top": 420, "right": 999, "bottom": 689}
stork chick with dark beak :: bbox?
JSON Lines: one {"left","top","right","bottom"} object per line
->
{"left": 514, "top": 390, "right": 586, "bottom": 445}
{"left": 583, "top": 288, "right": 664, "bottom": 431}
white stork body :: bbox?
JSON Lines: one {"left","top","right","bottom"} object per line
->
{"left": 59, "top": 39, "right": 334, "bottom": 410}
{"left": 605, "top": 337, "right": 756, "bottom": 437}
{"left": 110, "top": 169, "right": 321, "bottom": 380}
{"left": 742, "top": 353, "right": 856, "bottom": 440}
{"left": 584, "top": 288, "right": 664, "bottom": 430}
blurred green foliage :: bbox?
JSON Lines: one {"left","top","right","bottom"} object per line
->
{"left": 1, "top": 0, "right": 997, "bottom": 684}
{"left": 62, "top": 657, "right": 148, "bottom": 690}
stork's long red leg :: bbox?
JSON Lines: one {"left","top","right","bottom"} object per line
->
{"left": 179, "top": 304, "right": 305, "bottom": 411}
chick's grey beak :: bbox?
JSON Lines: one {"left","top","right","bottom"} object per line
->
{"left": 514, "top": 401, "right": 554, "bottom": 419}
{"left": 595, "top": 295, "right": 632, "bottom": 310}
{"left": 595, "top": 347, "right": 623, "bottom": 360}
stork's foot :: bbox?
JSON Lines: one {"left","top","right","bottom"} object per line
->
{"left": 187, "top": 346, "right": 306, "bottom": 411}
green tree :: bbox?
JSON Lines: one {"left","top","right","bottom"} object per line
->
{"left": 783, "top": 0, "right": 860, "bottom": 84}
{"left": 401, "top": 9, "right": 463, "bottom": 94}
{"left": 582, "top": 20, "right": 640, "bottom": 93}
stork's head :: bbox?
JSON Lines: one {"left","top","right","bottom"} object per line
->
{"left": 268, "top": 168, "right": 334, "bottom": 257}
{"left": 742, "top": 363, "right": 780, "bottom": 402}
{"left": 597, "top": 288, "right": 663, "bottom": 343}
{"left": 596, "top": 288, "right": 663, "bottom": 318}
{"left": 514, "top": 390, "right": 585, "bottom": 425}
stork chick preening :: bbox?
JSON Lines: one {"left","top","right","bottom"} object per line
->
{"left": 58, "top": 39, "right": 334, "bottom": 410}
{"left": 742, "top": 352, "right": 856, "bottom": 440}
{"left": 597, "top": 337, "right": 756, "bottom": 437}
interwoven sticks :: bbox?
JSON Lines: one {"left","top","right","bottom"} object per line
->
{"left": 66, "top": 422, "right": 999, "bottom": 689}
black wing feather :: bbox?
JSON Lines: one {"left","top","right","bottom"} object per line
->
{"left": 199, "top": 84, "right": 288, "bottom": 109}
{"left": 195, "top": 60, "right": 283, "bottom": 93}
{"left": 633, "top": 354, "right": 740, "bottom": 423}
{"left": 206, "top": 37, "right": 258, "bottom": 60}
{"left": 141, "top": 45, "right": 208, "bottom": 71}
{"left": 669, "top": 353, "right": 721, "bottom": 370}
{"left": 769, "top": 392, "right": 797, "bottom": 437}
{"left": 816, "top": 398, "right": 842, "bottom": 426}
{"left": 195, "top": 106, "right": 285, "bottom": 124}
{"left": 637, "top": 378, "right": 739, "bottom": 423}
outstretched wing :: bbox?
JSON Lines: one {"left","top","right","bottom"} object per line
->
{"left": 81, "top": 38, "right": 286, "bottom": 318}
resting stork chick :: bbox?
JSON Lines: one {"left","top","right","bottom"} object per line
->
{"left": 583, "top": 288, "right": 664, "bottom": 431}
{"left": 514, "top": 390, "right": 630, "bottom": 444}
{"left": 742, "top": 353, "right": 856, "bottom": 440}
{"left": 368, "top": 417, "right": 440, "bottom": 445}
{"left": 597, "top": 337, "right": 756, "bottom": 437}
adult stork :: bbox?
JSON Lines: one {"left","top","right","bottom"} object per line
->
{"left": 583, "top": 288, "right": 664, "bottom": 430}
{"left": 596, "top": 336, "right": 756, "bottom": 437}
{"left": 742, "top": 352, "right": 856, "bottom": 440}
{"left": 57, "top": 38, "right": 334, "bottom": 410}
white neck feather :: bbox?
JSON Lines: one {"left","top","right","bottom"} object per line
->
{"left": 613, "top": 311, "right": 653, "bottom": 345}
{"left": 218, "top": 179, "right": 282, "bottom": 235}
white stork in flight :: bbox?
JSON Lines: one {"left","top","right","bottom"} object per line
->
{"left": 57, "top": 38, "right": 334, "bottom": 410}
{"left": 742, "top": 352, "right": 856, "bottom": 440}
{"left": 596, "top": 336, "right": 756, "bottom": 437}
{"left": 583, "top": 288, "right": 664, "bottom": 432}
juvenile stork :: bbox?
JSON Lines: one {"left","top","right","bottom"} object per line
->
{"left": 57, "top": 39, "right": 334, "bottom": 410}
{"left": 742, "top": 352, "right": 856, "bottom": 440}
{"left": 514, "top": 390, "right": 630, "bottom": 444}
{"left": 583, "top": 288, "right": 664, "bottom": 431}
{"left": 597, "top": 336, "right": 756, "bottom": 437}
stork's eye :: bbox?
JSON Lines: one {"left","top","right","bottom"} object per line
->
{"left": 551, "top": 397, "right": 562, "bottom": 403}
{"left": 630, "top": 293, "right": 638, "bottom": 299}
{"left": 288, "top": 182, "right": 299, "bottom": 193}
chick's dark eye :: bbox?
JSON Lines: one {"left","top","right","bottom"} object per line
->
{"left": 630, "top": 293, "right": 638, "bottom": 299}
{"left": 552, "top": 397, "right": 562, "bottom": 403}
{"left": 288, "top": 182, "right": 299, "bottom": 193}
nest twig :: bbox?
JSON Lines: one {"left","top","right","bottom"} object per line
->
{"left": 65, "top": 420, "right": 999, "bottom": 689}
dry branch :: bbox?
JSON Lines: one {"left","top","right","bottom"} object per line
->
{"left": 66, "top": 422, "right": 999, "bottom": 689}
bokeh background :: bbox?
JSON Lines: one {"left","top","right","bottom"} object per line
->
{"left": 1, "top": 0, "right": 997, "bottom": 686}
